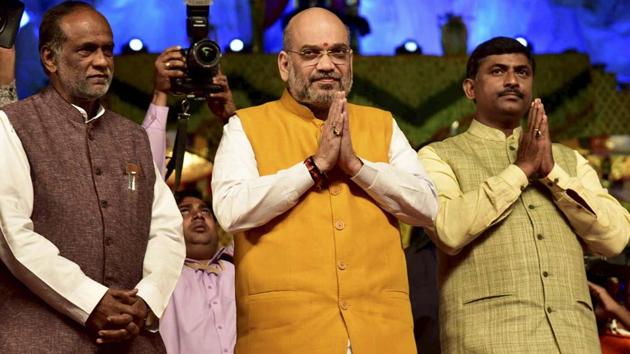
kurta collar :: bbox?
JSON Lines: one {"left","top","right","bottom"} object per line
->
{"left": 72, "top": 104, "right": 105, "bottom": 124}
{"left": 43, "top": 86, "right": 105, "bottom": 124}
{"left": 467, "top": 118, "right": 522, "bottom": 142}
{"left": 279, "top": 89, "right": 320, "bottom": 122}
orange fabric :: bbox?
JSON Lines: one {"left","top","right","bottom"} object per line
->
{"left": 233, "top": 91, "right": 415, "bottom": 354}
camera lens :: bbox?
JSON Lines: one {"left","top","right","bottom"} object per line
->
{"left": 191, "top": 39, "right": 221, "bottom": 68}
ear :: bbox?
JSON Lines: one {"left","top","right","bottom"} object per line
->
{"left": 277, "top": 51, "right": 290, "bottom": 82}
{"left": 462, "top": 78, "right": 475, "bottom": 100}
{"left": 41, "top": 46, "right": 58, "bottom": 73}
{"left": 349, "top": 51, "right": 353, "bottom": 73}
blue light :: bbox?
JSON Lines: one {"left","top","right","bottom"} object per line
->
{"left": 128, "top": 38, "right": 144, "bottom": 52}
{"left": 229, "top": 39, "right": 245, "bottom": 52}
{"left": 19, "top": 11, "right": 30, "bottom": 28}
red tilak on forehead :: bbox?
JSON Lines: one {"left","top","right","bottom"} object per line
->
{"left": 323, "top": 42, "right": 329, "bottom": 47}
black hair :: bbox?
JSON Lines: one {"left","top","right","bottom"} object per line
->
{"left": 466, "top": 36, "right": 535, "bottom": 79}
{"left": 174, "top": 188, "right": 206, "bottom": 206}
{"left": 38, "top": 1, "right": 96, "bottom": 55}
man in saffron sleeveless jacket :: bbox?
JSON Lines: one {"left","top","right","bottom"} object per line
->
{"left": 212, "top": 7, "right": 438, "bottom": 354}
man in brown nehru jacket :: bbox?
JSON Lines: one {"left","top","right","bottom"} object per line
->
{"left": 0, "top": 2, "right": 185, "bottom": 352}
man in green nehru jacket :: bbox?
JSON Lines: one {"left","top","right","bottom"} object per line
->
{"left": 419, "top": 36, "right": 630, "bottom": 353}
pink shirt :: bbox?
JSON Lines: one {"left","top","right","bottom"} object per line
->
{"left": 159, "top": 247, "right": 236, "bottom": 354}
{"left": 142, "top": 103, "right": 169, "bottom": 177}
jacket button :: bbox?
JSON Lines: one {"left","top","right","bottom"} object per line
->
{"left": 338, "top": 261, "right": 347, "bottom": 270}
{"left": 542, "top": 271, "right": 549, "bottom": 277}
{"left": 528, "top": 204, "right": 535, "bottom": 209}
{"left": 537, "top": 234, "right": 544, "bottom": 240}
{"left": 330, "top": 185, "right": 342, "bottom": 195}
{"left": 547, "top": 306, "right": 553, "bottom": 313}
{"left": 340, "top": 300, "right": 349, "bottom": 310}
{"left": 105, "top": 237, "right": 113, "bottom": 246}
{"left": 94, "top": 167, "right": 102, "bottom": 176}
{"left": 100, "top": 200, "right": 108, "bottom": 208}
{"left": 334, "top": 220, "right": 345, "bottom": 230}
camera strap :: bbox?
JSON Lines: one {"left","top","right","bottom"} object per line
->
{"left": 165, "top": 99, "right": 190, "bottom": 191}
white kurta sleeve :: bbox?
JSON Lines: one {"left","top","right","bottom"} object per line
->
{"left": 211, "top": 116, "right": 314, "bottom": 233}
{"left": 135, "top": 164, "right": 186, "bottom": 318}
{"left": 351, "top": 119, "right": 438, "bottom": 226}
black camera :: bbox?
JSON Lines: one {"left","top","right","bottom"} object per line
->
{"left": 171, "top": 1, "right": 222, "bottom": 98}
{"left": 0, "top": 0, "right": 24, "bottom": 48}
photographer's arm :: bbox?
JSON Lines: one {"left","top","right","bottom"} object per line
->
{"left": 142, "top": 46, "right": 185, "bottom": 177}
{"left": 589, "top": 281, "right": 630, "bottom": 329}
{"left": 0, "top": 46, "right": 18, "bottom": 107}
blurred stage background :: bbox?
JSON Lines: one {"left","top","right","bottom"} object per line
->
{"left": 10, "top": 0, "right": 630, "bottom": 215}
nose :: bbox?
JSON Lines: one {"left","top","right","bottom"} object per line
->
{"left": 315, "top": 52, "right": 335, "bottom": 72}
{"left": 191, "top": 207, "right": 205, "bottom": 220}
{"left": 504, "top": 70, "right": 518, "bottom": 87}
{"left": 92, "top": 49, "right": 110, "bottom": 69}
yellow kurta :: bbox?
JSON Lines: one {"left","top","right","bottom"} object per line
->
{"left": 233, "top": 91, "right": 416, "bottom": 354}
{"left": 419, "top": 120, "right": 630, "bottom": 353}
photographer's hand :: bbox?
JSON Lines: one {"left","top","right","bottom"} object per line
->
{"left": 207, "top": 73, "right": 236, "bottom": 124}
{"left": 587, "top": 280, "right": 630, "bottom": 330}
{"left": 0, "top": 46, "right": 16, "bottom": 86}
{"left": 152, "top": 46, "right": 186, "bottom": 106}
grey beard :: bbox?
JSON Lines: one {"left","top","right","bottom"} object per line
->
{"left": 290, "top": 77, "right": 353, "bottom": 110}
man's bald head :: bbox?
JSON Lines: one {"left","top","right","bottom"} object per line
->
{"left": 283, "top": 7, "right": 350, "bottom": 50}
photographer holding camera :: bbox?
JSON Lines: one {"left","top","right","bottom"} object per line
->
{"left": 142, "top": 44, "right": 235, "bottom": 177}
{"left": 141, "top": 1, "right": 235, "bottom": 179}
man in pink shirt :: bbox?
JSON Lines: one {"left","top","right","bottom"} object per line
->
{"left": 159, "top": 189, "right": 236, "bottom": 354}
{"left": 142, "top": 47, "right": 237, "bottom": 354}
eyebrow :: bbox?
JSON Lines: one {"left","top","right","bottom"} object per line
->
{"left": 489, "top": 63, "right": 531, "bottom": 70}
{"left": 299, "top": 43, "right": 350, "bottom": 49}
{"left": 74, "top": 41, "right": 115, "bottom": 50}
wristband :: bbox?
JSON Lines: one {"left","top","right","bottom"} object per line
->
{"left": 304, "top": 156, "right": 327, "bottom": 191}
